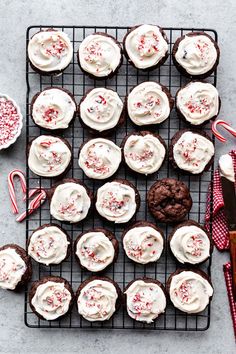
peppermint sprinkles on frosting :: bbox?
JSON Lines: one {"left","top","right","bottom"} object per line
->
{"left": 78, "top": 34, "right": 122, "bottom": 78}
{"left": 174, "top": 33, "right": 219, "bottom": 76}
{"left": 176, "top": 81, "right": 219, "bottom": 125}
{"left": 79, "top": 138, "right": 121, "bottom": 180}
{"left": 124, "top": 25, "right": 168, "bottom": 69}
{"left": 28, "top": 30, "right": 73, "bottom": 73}
{"left": 172, "top": 131, "right": 215, "bottom": 174}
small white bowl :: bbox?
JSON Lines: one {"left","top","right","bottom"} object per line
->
{"left": 0, "top": 93, "right": 23, "bottom": 150}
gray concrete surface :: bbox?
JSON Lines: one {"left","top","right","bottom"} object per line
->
{"left": 0, "top": 0, "right": 235, "bottom": 352}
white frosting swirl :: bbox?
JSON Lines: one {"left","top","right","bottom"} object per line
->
{"left": 28, "top": 226, "right": 70, "bottom": 265}
{"left": 28, "top": 135, "right": 71, "bottom": 177}
{"left": 77, "top": 279, "right": 118, "bottom": 321}
{"left": 125, "top": 280, "right": 166, "bottom": 323}
{"left": 170, "top": 225, "right": 210, "bottom": 264}
{"left": 79, "top": 138, "right": 121, "bottom": 179}
{"left": 96, "top": 181, "right": 137, "bottom": 223}
{"left": 76, "top": 231, "right": 115, "bottom": 272}
{"left": 219, "top": 154, "right": 235, "bottom": 183}
{"left": 32, "top": 88, "right": 76, "bottom": 130}
{"left": 31, "top": 280, "right": 72, "bottom": 320}
{"left": 78, "top": 34, "right": 121, "bottom": 77}
{"left": 0, "top": 248, "right": 27, "bottom": 290}
{"left": 128, "top": 82, "right": 171, "bottom": 125}
{"left": 169, "top": 271, "right": 213, "bottom": 313}
{"left": 50, "top": 182, "right": 91, "bottom": 223}
{"left": 125, "top": 25, "right": 168, "bottom": 69}
{"left": 177, "top": 82, "right": 219, "bottom": 125}
{"left": 123, "top": 133, "right": 166, "bottom": 175}
{"left": 173, "top": 131, "right": 214, "bottom": 174}
{"left": 175, "top": 34, "right": 218, "bottom": 76}
{"left": 80, "top": 88, "right": 123, "bottom": 132}
{"left": 123, "top": 226, "right": 164, "bottom": 264}
{"left": 28, "top": 30, "right": 73, "bottom": 72}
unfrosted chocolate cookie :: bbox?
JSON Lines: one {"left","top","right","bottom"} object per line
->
{"left": 147, "top": 178, "right": 192, "bottom": 223}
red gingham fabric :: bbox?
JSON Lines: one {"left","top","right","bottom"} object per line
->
{"left": 223, "top": 262, "right": 236, "bottom": 338}
{"left": 205, "top": 150, "right": 236, "bottom": 251}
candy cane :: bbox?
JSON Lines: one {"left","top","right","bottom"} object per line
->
{"left": 8, "top": 169, "right": 27, "bottom": 214}
{"left": 212, "top": 119, "right": 236, "bottom": 143}
{"left": 16, "top": 188, "right": 47, "bottom": 223}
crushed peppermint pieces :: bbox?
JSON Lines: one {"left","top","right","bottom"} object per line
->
{"left": 44, "top": 35, "right": 68, "bottom": 58}
{"left": 137, "top": 32, "right": 160, "bottom": 59}
{"left": 175, "top": 280, "right": 192, "bottom": 303}
{"left": 187, "top": 234, "right": 203, "bottom": 257}
{"left": 0, "top": 96, "right": 22, "bottom": 149}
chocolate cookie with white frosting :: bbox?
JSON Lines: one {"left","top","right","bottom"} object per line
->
{"left": 29, "top": 276, "right": 74, "bottom": 321}
{"left": 122, "top": 221, "right": 164, "bottom": 264}
{"left": 95, "top": 179, "right": 140, "bottom": 224}
{"left": 30, "top": 87, "right": 77, "bottom": 131}
{"left": 166, "top": 268, "right": 213, "bottom": 314}
{"left": 78, "top": 137, "right": 122, "bottom": 180}
{"left": 27, "top": 135, "right": 72, "bottom": 178}
{"left": 172, "top": 32, "right": 220, "bottom": 79}
{"left": 28, "top": 224, "right": 71, "bottom": 266}
{"left": 74, "top": 228, "right": 119, "bottom": 272}
{"left": 121, "top": 131, "right": 166, "bottom": 175}
{"left": 78, "top": 87, "right": 125, "bottom": 135}
{"left": 147, "top": 178, "right": 192, "bottom": 223}
{"left": 169, "top": 129, "right": 215, "bottom": 175}
{"left": 124, "top": 277, "right": 166, "bottom": 323}
{"left": 76, "top": 276, "right": 122, "bottom": 322}
{"left": 77, "top": 32, "right": 123, "bottom": 80}
{"left": 28, "top": 29, "right": 73, "bottom": 76}
{"left": 168, "top": 220, "right": 213, "bottom": 265}
{"left": 123, "top": 24, "right": 168, "bottom": 71}
{"left": 176, "top": 81, "right": 221, "bottom": 126}
{"left": 126, "top": 81, "right": 174, "bottom": 127}
{"left": 47, "top": 178, "right": 93, "bottom": 224}
{"left": 0, "top": 244, "right": 32, "bottom": 291}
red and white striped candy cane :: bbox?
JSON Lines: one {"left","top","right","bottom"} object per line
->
{"left": 8, "top": 169, "right": 27, "bottom": 214}
{"left": 16, "top": 188, "right": 47, "bottom": 223}
{"left": 212, "top": 119, "right": 236, "bottom": 143}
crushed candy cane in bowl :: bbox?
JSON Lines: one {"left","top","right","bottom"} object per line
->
{"left": 0, "top": 93, "right": 23, "bottom": 150}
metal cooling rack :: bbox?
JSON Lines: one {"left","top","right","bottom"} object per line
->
{"left": 25, "top": 25, "right": 217, "bottom": 330}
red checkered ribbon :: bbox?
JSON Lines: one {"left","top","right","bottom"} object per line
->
{"left": 205, "top": 150, "right": 236, "bottom": 251}
{"left": 223, "top": 262, "right": 236, "bottom": 338}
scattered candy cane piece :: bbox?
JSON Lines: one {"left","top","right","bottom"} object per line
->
{"left": 7, "top": 169, "right": 27, "bottom": 214}
{"left": 16, "top": 188, "right": 47, "bottom": 223}
{"left": 212, "top": 119, "right": 236, "bottom": 143}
